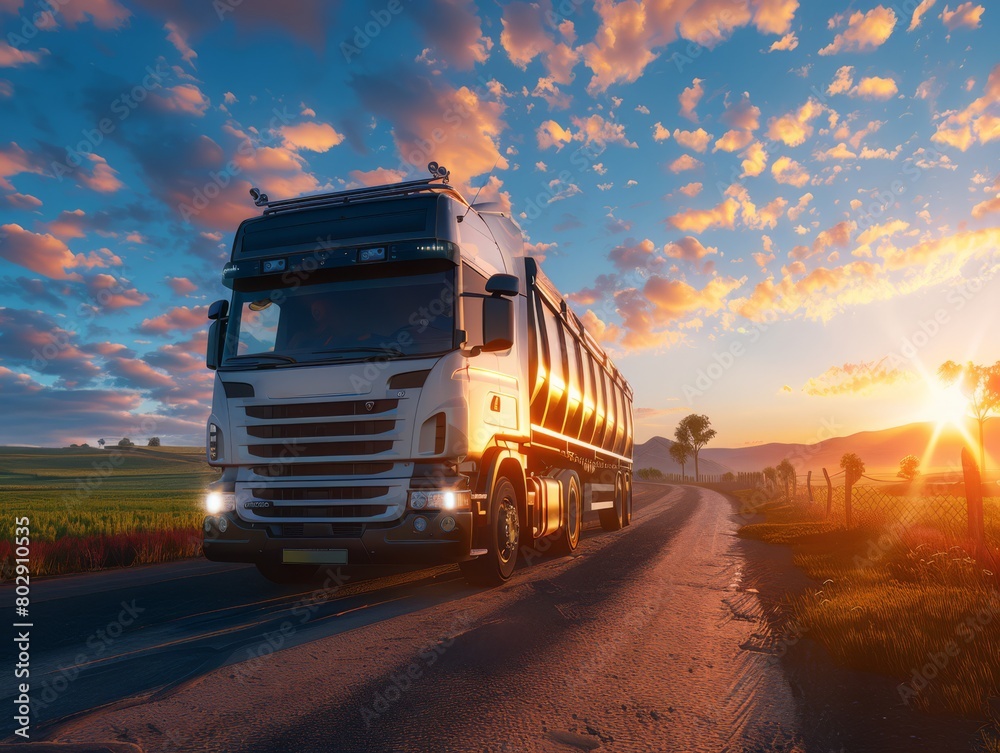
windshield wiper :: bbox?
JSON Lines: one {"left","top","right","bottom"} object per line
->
{"left": 308, "top": 347, "right": 406, "bottom": 358}
{"left": 226, "top": 354, "right": 297, "bottom": 364}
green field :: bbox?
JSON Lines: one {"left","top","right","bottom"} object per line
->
{"left": 0, "top": 446, "right": 219, "bottom": 576}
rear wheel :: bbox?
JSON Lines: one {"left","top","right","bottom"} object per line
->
{"left": 548, "top": 471, "right": 582, "bottom": 556}
{"left": 255, "top": 561, "right": 320, "bottom": 585}
{"left": 599, "top": 473, "right": 626, "bottom": 531}
{"left": 623, "top": 475, "right": 633, "bottom": 526}
{"left": 460, "top": 476, "right": 520, "bottom": 587}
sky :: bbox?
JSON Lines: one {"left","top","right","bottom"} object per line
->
{"left": 0, "top": 0, "right": 998, "bottom": 449}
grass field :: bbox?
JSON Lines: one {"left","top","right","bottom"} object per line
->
{"left": 737, "top": 491, "right": 1000, "bottom": 744}
{"left": 0, "top": 446, "right": 218, "bottom": 577}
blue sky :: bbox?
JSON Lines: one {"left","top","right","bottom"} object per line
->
{"left": 0, "top": 0, "right": 998, "bottom": 447}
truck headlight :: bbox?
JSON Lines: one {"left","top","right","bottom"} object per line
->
{"left": 206, "top": 491, "right": 236, "bottom": 514}
{"left": 408, "top": 490, "right": 470, "bottom": 511}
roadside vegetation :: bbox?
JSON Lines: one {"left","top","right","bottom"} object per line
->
{"left": 0, "top": 446, "right": 216, "bottom": 577}
{"left": 736, "top": 490, "right": 1000, "bottom": 748}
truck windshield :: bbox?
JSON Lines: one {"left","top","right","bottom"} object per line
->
{"left": 223, "top": 267, "right": 455, "bottom": 367}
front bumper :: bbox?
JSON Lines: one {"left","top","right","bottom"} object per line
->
{"left": 202, "top": 509, "right": 475, "bottom": 566}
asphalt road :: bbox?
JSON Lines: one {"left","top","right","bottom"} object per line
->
{"left": 2, "top": 483, "right": 801, "bottom": 752}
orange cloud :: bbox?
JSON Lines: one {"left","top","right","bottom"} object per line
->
{"left": 669, "top": 154, "right": 703, "bottom": 173}
{"left": 679, "top": 77, "right": 704, "bottom": 122}
{"left": 137, "top": 305, "right": 210, "bottom": 335}
{"left": 908, "top": 0, "right": 937, "bottom": 30}
{"left": 77, "top": 153, "right": 124, "bottom": 193}
{"left": 931, "top": 63, "right": 1000, "bottom": 150}
{"left": 714, "top": 129, "right": 755, "bottom": 151}
{"left": 741, "top": 141, "right": 768, "bottom": 177}
{"left": 819, "top": 6, "right": 897, "bottom": 55}
{"left": 537, "top": 119, "right": 573, "bottom": 150}
{"left": 571, "top": 114, "right": 637, "bottom": 148}
{"left": 349, "top": 167, "right": 408, "bottom": 187}
{"left": 667, "top": 198, "right": 739, "bottom": 232}
{"left": 827, "top": 65, "right": 855, "bottom": 95}
{"left": 152, "top": 83, "right": 210, "bottom": 116}
{"left": 802, "top": 358, "right": 912, "bottom": 396}
{"left": 941, "top": 2, "right": 984, "bottom": 30}
{"left": 678, "top": 182, "right": 703, "bottom": 197}
{"left": 0, "top": 42, "right": 44, "bottom": 67}
{"left": 652, "top": 122, "right": 671, "bottom": 142}
{"left": 766, "top": 98, "right": 825, "bottom": 146}
{"left": 853, "top": 75, "right": 898, "bottom": 99}
{"left": 280, "top": 122, "right": 345, "bottom": 152}
{"left": 672, "top": 127, "right": 712, "bottom": 152}
{"left": 664, "top": 236, "right": 718, "bottom": 262}
{"left": 972, "top": 196, "right": 1000, "bottom": 218}
{"left": 771, "top": 155, "right": 810, "bottom": 186}
{"left": 0, "top": 224, "right": 82, "bottom": 280}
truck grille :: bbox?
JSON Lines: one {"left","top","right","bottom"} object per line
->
{"left": 279, "top": 523, "right": 364, "bottom": 538}
{"left": 252, "top": 504, "right": 388, "bottom": 518}
{"left": 248, "top": 440, "right": 394, "bottom": 458}
{"left": 246, "top": 399, "right": 398, "bottom": 419}
{"left": 250, "top": 486, "right": 389, "bottom": 501}
{"left": 251, "top": 462, "right": 395, "bottom": 477}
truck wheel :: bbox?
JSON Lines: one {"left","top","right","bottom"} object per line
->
{"left": 547, "top": 471, "right": 581, "bottom": 556}
{"left": 599, "top": 473, "right": 625, "bottom": 531}
{"left": 255, "top": 561, "right": 320, "bottom": 585}
{"left": 460, "top": 476, "right": 520, "bottom": 587}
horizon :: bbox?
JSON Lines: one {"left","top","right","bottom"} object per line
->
{"left": 1, "top": 1, "right": 998, "bottom": 450}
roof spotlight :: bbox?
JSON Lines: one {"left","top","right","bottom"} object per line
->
{"left": 249, "top": 187, "right": 269, "bottom": 206}
{"left": 427, "top": 161, "right": 450, "bottom": 182}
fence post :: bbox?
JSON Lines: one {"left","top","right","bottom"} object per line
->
{"left": 845, "top": 473, "right": 854, "bottom": 528}
{"left": 822, "top": 468, "right": 832, "bottom": 517}
{"left": 962, "top": 447, "right": 986, "bottom": 552}
{"left": 806, "top": 471, "right": 813, "bottom": 503}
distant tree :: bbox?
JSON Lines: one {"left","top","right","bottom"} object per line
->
{"left": 674, "top": 414, "right": 717, "bottom": 482}
{"left": 938, "top": 360, "right": 1000, "bottom": 473}
{"left": 762, "top": 466, "right": 777, "bottom": 491}
{"left": 147, "top": 437, "right": 161, "bottom": 447}
{"left": 840, "top": 453, "right": 865, "bottom": 485}
{"left": 118, "top": 437, "right": 134, "bottom": 447}
{"left": 669, "top": 441, "right": 692, "bottom": 480}
{"left": 79, "top": 443, "right": 89, "bottom": 448}
{"left": 721, "top": 471, "right": 735, "bottom": 482}
{"left": 69, "top": 443, "right": 78, "bottom": 448}
{"left": 897, "top": 454, "right": 920, "bottom": 481}
{"left": 637, "top": 467, "right": 665, "bottom": 481}
{"left": 777, "top": 459, "right": 796, "bottom": 498}
{"left": 98, "top": 438, "right": 106, "bottom": 449}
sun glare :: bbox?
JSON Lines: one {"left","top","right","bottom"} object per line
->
{"left": 925, "top": 381, "right": 968, "bottom": 430}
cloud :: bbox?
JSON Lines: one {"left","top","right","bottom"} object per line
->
{"left": 76, "top": 153, "right": 124, "bottom": 193}
{"left": 280, "top": 122, "right": 345, "bottom": 152}
{"left": 672, "top": 128, "right": 712, "bottom": 152}
{"left": 771, "top": 155, "right": 810, "bottom": 187}
{"left": 608, "top": 238, "right": 664, "bottom": 271}
{"left": 679, "top": 77, "right": 704, "bottom": 122}
{"left": 802, "top": 358, "right": 911, "bottom": 396}
{"left": 819, "top": 6, "right": 897, "bottom": 55}
{"left": 0, "top": 308, "right": 101, "bottom": 387}
{"left": 931, "top": 63, "right": 1000, "bottom": 150}
{"left": 652, "top": 122, "right": 671, "bottom": 142}
{"left": 137, "top": 305, "right": 209, "bottom": 334}
{"left": 678, "top": 182, "right": 702, "bottom": 197}
{"left": 815, "top": 142, "right": 857, "bottom": 161}
{"left": 853, "top": 75, "right": 899, "bottom": 100}
{"left": 0, "top": 141, "right": 45, "bottom": 190}
{"left": 667, "top": 198, "right": 739, "bottom": 232}
{"left": 166, "top": 277, "right": 198, "bottom": 295}
{"left": 151, "top": 83, "right": 210, "bottom": 116}
{"left": 768, "top": 32, "right": 798, "bottom": 51}
{"left": 165, "top": 21, "right": 197, "bottom": 67}
{"left": 668, "top": 154, "right": 703, "bottom": 173}
{"left": 940, "top": 2, "right": 985, "bottom": 30}
{"left": 0, "top": 224, "right": 83, "bottom": 280}
{"left": 827, "top": 65, "right": 855, "bottom": 95}
{"left": 787, "top": 192, "right": 813, "bottom": 221}
{"left": 908, "top": 0, "right": 937, "bottom": 30}
{"left": 570, "top": 114, "right": 637, "bottom": 148}
{"left": 752, "top": 0, "right": 800, "bottom": 34}
{"left": 741, "top": 141, "right": 768, "bottom": 177}
{"left": 410, "top": 0, "right": 491, "bottom": 71}
{"left": 725, "top": 183, "right": 788, "bottom": 229}
{"left": 664, "top": 236, "right": 718, "bottom": 262}
{"left": 499, "top": 0, "right": 577, "bottom": 82}
{"left": 349, "top": 167, "right": 408, "bottom": 187}
{"left": 537, "top": 119, "right": 573, "bottom": 150}
{"left": 351, "top": 68, "right": 508, "bottom": 189}
{"left": 972, "top": 196, "right": 1000, "bottom": 218}
{"left": 0, "top": 42, "right": 45, "bottom": 67}
{"left": 766, "top": 98, "right": 826, "bottom": 146}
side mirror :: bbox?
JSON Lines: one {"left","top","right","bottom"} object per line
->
{"left": 485, "top": 273, "right": 519, "bottom": 297}
{"left": 206, "top": 299, "right": 229, "bottom": 370}
{"left": 482, "top": 296, "right": 513, "bottom": 352}
{"left": 208, "top": 299, "right": 229, "bottom": 320}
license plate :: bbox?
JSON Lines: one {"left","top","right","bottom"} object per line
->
{"left": 282, "top": 549, "right": 349, "bottom": 565}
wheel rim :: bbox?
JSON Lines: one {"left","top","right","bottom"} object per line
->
{"left": 567, "top": 484, "right": 580, "bottom": 546}
{"left": 497, "top": 497, "right": 519, "bottom": 565}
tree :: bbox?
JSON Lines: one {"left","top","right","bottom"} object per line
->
{"left": 674, "top": 414, "right": 717, "bottom": 482}
{"left": 762, "top": 466, "right": 777, "bottom": 491}
{"left": 897, "top": 454, "right": 920, "bottom": 481}
{"left": 98, "top": 438, "right": 105, "bottom": 449}
{"left": 147, "top": 437, "right": 161, "bottom": 447}
{"left": 777, "top": 459, "right": 795, "bottom": 498}
{"left": 721, "top": 472, "right": 735, "bottom": 482}
{"left": 669, "top": 441, "right": 692, "bottom": 480}
{"left": 938, "top": 360, "right": 1000, "bottom": 473}
{"left": 118, "top": 437, "right": 134, "bottom": 447}
{"left": 637, "top": 467, "right": 665, "bottom": 481}
{"left": 840, "top": 453, "right": 865, "bottom": 484}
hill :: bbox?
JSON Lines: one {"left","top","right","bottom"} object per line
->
{"left": 632, "top": 436, "right": 734, "bottom": 477}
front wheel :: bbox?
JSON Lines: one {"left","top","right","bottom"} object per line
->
{"left": 547, "top": 471, "right": 582, "bottom": 556}
{"left": 460, "top": 476, "right": 520, "bottom": 587}
{"left": 255, "top": 561, "right": 320, "bottom": 585}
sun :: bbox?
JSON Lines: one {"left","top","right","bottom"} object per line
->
{"left": 925, "top": 381, "right": 968, "bottom": 430}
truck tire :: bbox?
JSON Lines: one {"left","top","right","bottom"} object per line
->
{"left": 599, "top": 473, "right": 626, "bottom": 531}
{"left": 460, "top": 476, "right": 520, "bottom": 587}
{"left": 547, "top": 471, "right": 581, "bottom": 556}
{"left": 623, "top": 475, "right": 633, "bottom": 526}
{"left": 255, "top": 561, "right": 320, "bottom": 585}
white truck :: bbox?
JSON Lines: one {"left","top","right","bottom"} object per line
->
{"left": 201, "top": 165, "right": 634, "bottom": 586}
